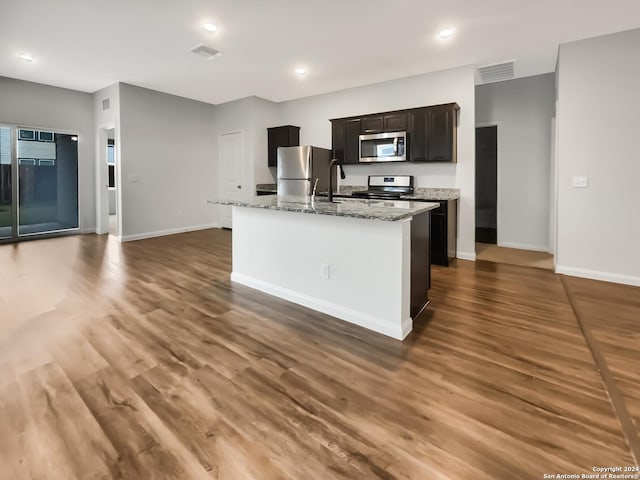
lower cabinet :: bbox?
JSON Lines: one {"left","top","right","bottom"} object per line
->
{"left": 428, "top": 199, "right": 457, "bottom": 266}
{"left": 410, "top": 211, "right": 430, "bottom": 318}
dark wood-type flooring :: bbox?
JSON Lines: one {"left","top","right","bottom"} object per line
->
{"left": 0, "top": 229, "right": 638, "bottom": 479}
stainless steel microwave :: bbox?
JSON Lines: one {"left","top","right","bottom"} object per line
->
{"left": 359, "top": 131, "right": 407, "bottom": 162}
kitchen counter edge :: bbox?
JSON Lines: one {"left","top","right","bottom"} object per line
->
{"left": 211, "top": 197, "right": 438, "bottom": 222}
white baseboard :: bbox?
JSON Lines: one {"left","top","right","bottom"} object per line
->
{"left": 457, "top": 251, "right": 476, "bottom": 261}
{"left": 80, "top": 227, "right": 96, "bottom": 234}
{"left": 231, "top": 272, "right": 412, "bottom": 340}
{"left": 121, "top": 223, "right": 220, "bottom": 242}
{"left": 498, "top": 241, "right": 549, "bottom": 252}
{"left": 555, "top": 265, "right": 640, "bottom": 287}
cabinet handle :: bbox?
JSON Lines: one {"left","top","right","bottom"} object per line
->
{"left": 237, "top": 185, "right": 241, "bottom": 189}
{"left": 364, "top": 129, "right": 376, "bottom": 133}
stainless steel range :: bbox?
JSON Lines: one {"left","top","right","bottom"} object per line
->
{"left": 351, "top": 175, "right": 414, "bottom": 199}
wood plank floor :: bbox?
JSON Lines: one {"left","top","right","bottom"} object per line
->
{"left": 0, "top": 229, "right": 638, "bottom": 479}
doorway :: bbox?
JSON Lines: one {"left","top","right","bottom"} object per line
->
{"left": 106, "top": 129, "right": 118, "bottom": 236}
{"left": 0, "top": 125, "right": 79, "bottom": 243}
{"left": 96, "top": 126, "right": 119, "bottom": 237}
{"left": 475, "top": 126, "right": 497, "bottom": 244}
{"left": 218, "top": 131, "right": 244, "bottom": 229}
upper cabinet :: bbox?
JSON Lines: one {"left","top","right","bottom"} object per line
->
{"left": 267, "top": 125, "right": 300, "bottom": 167}
{"left": 361, "top": 116, "right": 384, "bottom": 134}
{"left": 426, "top": 104, "right": 458, "bottom": 162}
{"left": 330, "top": 103, "right": 459, "bottom": 164}
{"left": 384, "top": 112, "right": 407, "bottom": 132}
{"left": 331, "top": 118, "right": 361, "bottom": 164}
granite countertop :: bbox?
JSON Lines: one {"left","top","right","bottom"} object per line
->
{"left": 214, "top": 196, "right": 438, "bottom": 221}
{"left": 338, "top": 186, "right": 460, "bottom": 200}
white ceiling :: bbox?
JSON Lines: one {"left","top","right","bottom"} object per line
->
{"left": 1, "top": 0, "right": 639, "bottom": 105}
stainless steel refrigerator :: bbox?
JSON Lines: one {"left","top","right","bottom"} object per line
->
{"left": 277, "top": 146, "right": 332, "bottom": 201}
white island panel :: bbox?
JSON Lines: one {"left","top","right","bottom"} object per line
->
{"left": 231, "top": 206, "right": 412, "bottom": 339}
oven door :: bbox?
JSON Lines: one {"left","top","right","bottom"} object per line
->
{"left": 359, "top": 131, "right": 406, "bottom": 162}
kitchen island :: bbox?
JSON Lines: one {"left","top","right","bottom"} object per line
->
{"left": 217, "top": 196, "right": 438, "bottom": 340}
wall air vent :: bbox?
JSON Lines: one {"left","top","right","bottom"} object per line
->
{"left": 191, "top": 45, "right": 222, "bottom": 59}
{"left": 102, "top": 98, "right": 110, "bottom": 111}
{"left": 476, "top": 61, "right": 515, "bottom": 84}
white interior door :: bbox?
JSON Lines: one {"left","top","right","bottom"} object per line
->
{"left": 218, "top": 131, "right": 244, "bottom": 228}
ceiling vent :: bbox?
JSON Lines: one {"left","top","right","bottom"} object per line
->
{"left": 476, "top": 61, "right": 515, "bottom": 84}
{"left": 191, "top": 45, "right": 222, "bottom": 59}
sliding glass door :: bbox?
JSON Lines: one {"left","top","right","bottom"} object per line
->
{"left": 0, "top": 125, "right": 79, "bottom": 242}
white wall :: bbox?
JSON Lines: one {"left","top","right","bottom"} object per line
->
{"left": 0, "top": 76, "right": 95, "bottom": 232}
{"left": 251, "top": 97, "right": 281, "bottom": 185}
{"left": 556, "top": 28, "right": 640, "bottom": 286}
{"left": 278, "top": 66, "right": 476, "bottom": 259}
{"left": 212, "top": 96, "right": 281, "bottom": 193}
{"left": 118, "top": 83, "right": 217, "bottom": 240}
{"left": 475, "top": 73, "right": 555, "bottom": 252}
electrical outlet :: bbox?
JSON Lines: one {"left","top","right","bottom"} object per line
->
{"left": 320, "top": 263, "right": 330, "bottom": 279}
{"left": 572, "top": 176, "right": 589, "bottom": 188}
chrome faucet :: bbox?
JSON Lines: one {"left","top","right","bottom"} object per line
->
{"left": 328, "top": 158, "right": 345, "bottom": 202}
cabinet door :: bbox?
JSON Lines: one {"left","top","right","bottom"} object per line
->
{"left": 407, "top": 108, "right": 428, "bottom": 162}
{"left": 384, "top": 112, "right": 407, "bottom": 132}
{"left": 430, "top": 212, "right": 448, "bottom": 266}
{"left": 344, "top": 118, "right": 362, "bottom": 164}
{"left": 361, "top": 116, "right": 383, "bottom": 134}
{"left": 331, "top": 120, "right": 346, "bottom": 162}
{"left": 427, "top": 106, "right": 456, "bottom": 162}
{"left": 268, "top": 126, "right": 300, "bottom": 167}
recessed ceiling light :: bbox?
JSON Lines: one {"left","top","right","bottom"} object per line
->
{"left": 203, "top": 23, "right": 217, "bottom": 32}
{"left": 438, "top": 27, "right": 455, "bottom": 39}
{"left": 18, "top": 53, "right": 33, "bottom": 62}
{"left": 294, "top": 67, "right": 307, "bottom": 77}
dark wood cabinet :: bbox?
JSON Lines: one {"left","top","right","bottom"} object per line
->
{"left": 429, "top": 199, "right": 457, "bottom": 266}
{"left": 344, "top": 119, "right": 361, "bottom": 164}
{"left": 384, "top": 112, "right": 407, "bottom": 132}
{"left": 361, "top": 116, "right": 384, "bottom": 134}
{"left": 332, "top": 118, "right": 361, "bottom": 164}
{"left": 331, "top": 119, "right": 346, "bottom": 163}
{"left": 407, "top": 108, "right": 427, "bottom": 162}
{"left": 330, "top": 103, "right": 458, "bottom": 164}
{"left": 267, "top": 125, "right": 300, "bottom": 167}
{"left": 410, "top": 211, "right": 431, "bottom": 317}
{"left": 426, "top": 105, "right": 457, "bottom": 162}
{"left": 407, "top": 103, "right": 459, "bottom": 163}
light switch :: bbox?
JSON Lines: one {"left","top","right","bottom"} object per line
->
{"left": 572, "top": 176, "right": 589, "bottom": 188}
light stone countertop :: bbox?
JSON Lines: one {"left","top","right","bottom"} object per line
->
{"left": 213, "top": 196, "right": 438, "bottom": 221}
{"left": 338, "top": 185, "right": 460, "bottom": 200}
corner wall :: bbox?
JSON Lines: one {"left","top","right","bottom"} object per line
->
{"left": 475, "top": 73, "right": 555, "bottom": 252}
{"left": 0, "top": 76, "right": 95, "bottom": 232}
{"left": 556, "top": 28, "right": 640, "bottom": 285}
{"left": 118, "top": 83, "right": 217, "bottom": 240}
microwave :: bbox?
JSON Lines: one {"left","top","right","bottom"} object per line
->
{"left": 359, "top": 131, "right": 406, "bottom": 162}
